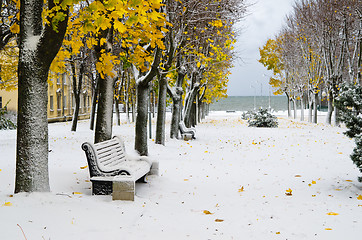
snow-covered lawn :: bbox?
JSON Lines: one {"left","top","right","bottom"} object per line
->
{"left": 1, "top": 112, "right": 361, "bottom": 239}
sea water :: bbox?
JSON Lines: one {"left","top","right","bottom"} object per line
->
{"left": 210, "top": 96, "right": 287, "bottom": 112}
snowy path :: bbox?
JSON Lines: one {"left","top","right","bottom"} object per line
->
{"left": 0, "top": 112, "right": 361, "bottom": 239}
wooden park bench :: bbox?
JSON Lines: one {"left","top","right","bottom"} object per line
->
{"left": 179, "top": 121, "right": 196, "bottom": 140}
{"left": 81, "top": 136, "right": 159, "bottom": 201}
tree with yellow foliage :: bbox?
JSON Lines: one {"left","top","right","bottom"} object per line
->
{"left": 15, "top": 0, "right": 72, "bottom": 193}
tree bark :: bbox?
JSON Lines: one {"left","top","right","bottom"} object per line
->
{"left": 155, "top": 74, "right": 167, "bottom": 145}
{"left": 170, "top": 67, "right": 186, "bottom": 139}
{"left": 135, "top": 83, "right": 150, "bottom": 156}
{"left": 326, "top": 90, "right": 334, "bottom": 125}
{"left": 94, "top": 26, "right": 114, "bottom": 143}
{"left": 71, "top": 61, "right": 84, "bottom": 132}
{"left": 134, "top": 47, "right": 161, "bottom": 156}
{"left": 313, "top": 92, "right": 318, "bottom": 123}
{"left": 15, "top": 0, "right": 68, "bottom": 193}
{"left": 90, "top": 74, "right": 99, "bottom": 130}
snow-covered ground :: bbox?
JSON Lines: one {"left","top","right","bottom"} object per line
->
{"left": 1, "top": 111, "right": 361, "bottom": 240}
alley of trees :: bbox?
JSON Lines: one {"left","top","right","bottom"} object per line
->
{"left": 0, "top": 0, "right": 246, "bottom": 192}
{"left": 259, "top": 0, "right": 362, "bottom": 124}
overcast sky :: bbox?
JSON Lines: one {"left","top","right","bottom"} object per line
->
{"left": 227, "top": 0, "right": 294, "bottom": 96}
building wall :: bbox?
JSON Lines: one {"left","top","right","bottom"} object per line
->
{"left": 0, "top": 89, "right": 17, "bottom": 112}
{"left": 0, "top": 72, "right": 93, "bottom": 122}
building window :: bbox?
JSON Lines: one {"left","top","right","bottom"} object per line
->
{"left": 49, "top": 96, "right": 54, "bottom": 111}
{"left": 63, "top": 74, "right": 67, "bottom": 85}
{"left": 83, "top": 94, "right": 87, "bottom": 112}
{"left": 57, "top": 94, "right": 61, "bottom": 111}
{"left": 57, "top": 76, "right": 61, "bottom": 85}
{"left": 63, "top": 95, "right": 67, "bottom": 109}
{"left": 0, "top": 96, "right": 2, "bottom": 109}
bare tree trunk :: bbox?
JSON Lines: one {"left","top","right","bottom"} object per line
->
{"left": 300, "top": 94, "right": 305, "bottom": 121}
{"left": 308, "top": 94, "right": 313, "bottom": 123}
{"left": 326, "top": 90, "right": 334, "bottom": 125}
{"left": 131, "top": 92, "right": 135, "bottom": 123}
{"left": 155, "top": 74, "right": 167, "bottom": 145}
{"left": 334, "top": 106, "right": 340, "bottom": 126}
{"left": 94, "top": 27, "right": 114, "bottom": 143}
{"left": 15, "top": 0, "right": 68, "bottom": 193}
{"left": 286, "top": 93, "right": 292, "bottom": 117}
{"left": 124, "top": 75, "right": 130, "bottom": 123}
{"left": 135, "top": 84, "right": 150, "bottom": 155}
{"left": 90, "top": 76, "right": 99, "bottom": 130}
{"left": 170, "top": 67, "right": 185, "bottom": 139}
{"left": 114, "top": 95, "right": 121, "bottom": 126}
{"left": 292, "top": 99, "right": 297, "bottom": 119}
{"left": 134, "top": 47, "right": 161, "bottom": 156}
{"left": 313, "top": 92, "right": 318, "bottom": 124}
{"left": 71, "top": 62, "right": 84, "bottom": 132}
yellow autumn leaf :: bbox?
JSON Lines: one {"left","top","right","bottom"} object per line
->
{"left": 80, "top": 165, "right": 88, "bottom": 169}
{"left": 325, "top": 228, "right": 332, "bottom": 230}
{"left": 10, "top": 23, "right": 20, "bottom": 34}
{"left": 276, "top": 232, "right": 280, "bottom": 234}
{"left": 294, "top": 175, "right": 302, "bottom": 177}
{"left": 0, "top": 169, "right": 2, "bottom": 171}
{"left": 327, "top": 212, "right": 339, "bottom": 215}
{"left": 203, "top": 210, "right": 213, "bottom": 215}
{"left": 312, "top": 180, "right": 316, "bottom": 184}
{"left": 285, "top": 188, "right": 292, "bottom": 196}
{"left": 345, "top": 180, "right": 353, "bottom": 182}
{"left": 72, "top": 192, "right": 82, "bottom": 195}
{"left": 3, "top": 202, "right": 12, "bottom": 206}
{"left": 357, "top": 195, "right": 362, "bottom": 200}
{"left": 215, "top": 219, "right": 224, "bottom": 222}
{"left": 238, "top": 186, "right": 244, "bottom": 192}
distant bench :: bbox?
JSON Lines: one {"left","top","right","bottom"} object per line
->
{"left": 179, "top": 121, "right": 196, "bottom": 140}
{"left": 81, "top": 136, "right": 159, "bottom": 201}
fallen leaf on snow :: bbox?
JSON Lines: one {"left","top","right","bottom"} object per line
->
{"left": 80, "top": 165, "right": 88, "bottom": 169}
{"left": 285, "top": 188, "right": 293, "bottom": 196}
{"left": 325, "top": 228, "right": 332, "bottom": 230}
{"left": 312, "top": 180, "right": 316, "bottom": 184}
{"left": 345, "top": 180, "right": 353, "bottom": 182}
{"left": 3, "top": 202, "right": 12, "bottom": 206}
{"left": 295, "top": 175, "right": 302, "bottom": 177}
{"left": 215, "top": 219, "right": 224, "bottom": 222}
{"left": 72, "top": 192, "right": 82, "bottom": 195}
{"left": 335, "top": 189, "right": 342, "bottom": 191}
{"left": 203, "top": 210, "right": 213, "bottom": 215}
{"left": 276, "top": 232, "right": 280, "bottom": 234}
{"left": 327, "top": 212, "right": 339, "bottom": 215}
{"left": 238, "top": 186, "right": 244, "bottom": 192}
{"left": 357, "top": 195, "right": 362, "bottom": 200}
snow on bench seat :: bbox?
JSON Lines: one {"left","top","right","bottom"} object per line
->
{"left": 81, "top": 136, "right": 158, "bottom": 200}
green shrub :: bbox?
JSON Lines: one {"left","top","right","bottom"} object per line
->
{"left": 0, "top": 104, "right": 16, "bottom": 130}
{"left": 335, "top": 83, "right": 362, "bottom": 180}
{"left": 246, "top": 108, "right": 278, "bottom": 128}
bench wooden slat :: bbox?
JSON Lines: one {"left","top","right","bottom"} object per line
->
{"left": 81, "top": 135, "right": 158, "bottom": 200}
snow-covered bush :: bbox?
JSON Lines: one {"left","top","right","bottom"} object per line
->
{"left": 247, "top": 108, "right": 278, "bottom": 128}
{"left": 0, "top": 106, "right": 16, "bottom": 130}
{"left": 241, "top": 111, "right": 255, "bottom": 120}
{"left": 335, "top": 83, "right": 362, "bottom": 180}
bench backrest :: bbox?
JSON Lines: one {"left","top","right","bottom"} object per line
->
{"left": 82, "top": 136, "right": 128, "bottom": 177}
{"left": 93, "top": 136, "right": 126, "bottom": 173}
